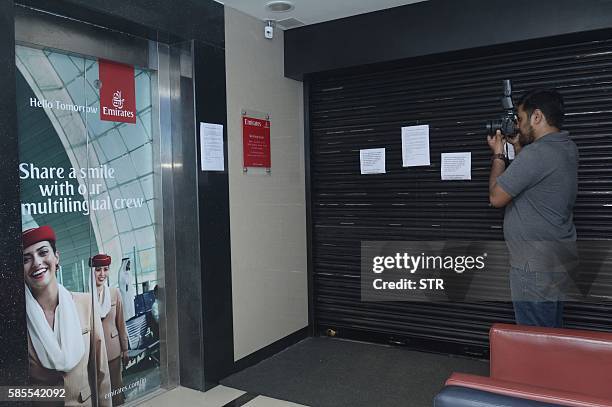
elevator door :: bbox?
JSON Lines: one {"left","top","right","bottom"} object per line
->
{"left": 15, "top": 5, "right": 174, "bottom": 405}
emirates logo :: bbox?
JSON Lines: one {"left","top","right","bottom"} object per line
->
{"left": 112, "top": 90, "right": 125, "bottom": 109}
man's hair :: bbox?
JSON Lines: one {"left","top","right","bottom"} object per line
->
{"left": 516, "top": 88, "right": 565, "bottom": 129}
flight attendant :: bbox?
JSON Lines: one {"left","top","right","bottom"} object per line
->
{"left": 91, "top": 254, "right": 129, "bottom": 406}
{"left": 23, "top": 226, "right": 111, "bottom": 406}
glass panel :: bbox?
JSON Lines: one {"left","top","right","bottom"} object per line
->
{"left": 87, "top": 55, "right": 161, "bottom": 404}
{"left": 17, "top": 41, "right": 163, "bottom": 406}
{"left": 17, "top": 46, "right": 95, "bottom": 296}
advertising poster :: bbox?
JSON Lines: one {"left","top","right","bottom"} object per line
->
{"left": 16, "top": 45, "right": 161, "bottom": 405}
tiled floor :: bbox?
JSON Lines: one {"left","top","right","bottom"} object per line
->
{"left": 139, "top": 385, "right": 309, "bottom": 407}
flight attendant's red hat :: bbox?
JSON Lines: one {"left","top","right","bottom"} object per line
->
{"left": 22, "top": 225, "right": 56, "bottom": 249}
{"left": 90, "top": 254, "right": 112, "bottom": 267}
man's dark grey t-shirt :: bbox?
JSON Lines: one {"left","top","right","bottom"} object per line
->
{"left": 497, "top": 131, "right": 579, "bottom": 271}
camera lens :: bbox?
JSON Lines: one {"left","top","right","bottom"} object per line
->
{"left": 486, "top": 120, "right": 501, "bottom": 135}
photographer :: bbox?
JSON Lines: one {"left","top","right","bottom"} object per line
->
{"left": 487, "top": 88, "right": 579, "bottom": 328}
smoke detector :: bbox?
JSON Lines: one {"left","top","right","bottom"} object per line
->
{"left": 265, "top": 1, "right": 294, "bottom": 13}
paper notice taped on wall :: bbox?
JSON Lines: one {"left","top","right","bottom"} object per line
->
{"left": 360, "top": 148, "right": 386, "bottom": 174}
{"left": 441, "top": 152, "right": 471, "bottom": 180}
{"left": 402, "top": 125, "right": 431, "bottom": 167}
{"left": 200, "top": 122, "right": 225, "bottom": 171}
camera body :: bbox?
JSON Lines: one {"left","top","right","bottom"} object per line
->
{"left": 486, "top": 79, "right": 517, "bottom": 136}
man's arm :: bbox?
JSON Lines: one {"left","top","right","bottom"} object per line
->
{"left": 489, "top": 158, "right": 512, "bottom": 208}
{"left": 488, "top": 131, "right": 513, "bottom": 208}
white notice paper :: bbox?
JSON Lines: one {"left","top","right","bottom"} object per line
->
{"left": 360, "top": 148, "right": 386, "bottom": 175}
{"left": 402, "top": 125, "right": 431, "bottom": 167}
{"left": 200, "top": 122, "right": 225, "bottom": 171}
{"left": 441, "top": 152, "right": 471, "bottom": 180}
{"left": 507, "top": 144, "right": 516, "bottom": 160}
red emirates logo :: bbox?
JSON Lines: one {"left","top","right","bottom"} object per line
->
{"left": 99, "top": 60, "right": 136, "bottom": 124}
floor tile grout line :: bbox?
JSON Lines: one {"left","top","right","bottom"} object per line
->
{"left": 221, "top": 392, "right": 259, "bottom": 407}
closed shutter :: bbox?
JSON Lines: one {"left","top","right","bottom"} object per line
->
{"left": 308, "top": 36, "right": 612, "bottom": 355}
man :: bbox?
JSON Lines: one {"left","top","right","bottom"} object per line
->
{"left": 22, "top": 225, "right": 111, "bottom": 406}
{"left": 91, "top": 254, "right": 129, "bottom": 406}
{"left": 118, "top": 258, "right": 136, "bottom": 321}
{"left": 488, "top": 88, "right": 579, "bottom": 328}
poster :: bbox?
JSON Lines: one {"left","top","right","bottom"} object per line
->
{"left": 242, "top": 115, "right": 271, "bottom": 168}
{"left": 17, "top": 45, "right": 160, "bottom": 406}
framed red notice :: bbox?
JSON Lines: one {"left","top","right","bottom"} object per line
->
{"left": 242, "top": 115, "right": 271, "bottom": 168}
{"left": 98, "top": 59, "right": 136, "bottom": 124}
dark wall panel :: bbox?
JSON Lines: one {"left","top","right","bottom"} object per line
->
{"left": 0, "top": 0, "right": 28, "bottom": 387}
{"left": 193, "top": 40, "right": 234, "bottom": 389}
{"left": 285, "top": 0, "right": 612, "bottom": 80}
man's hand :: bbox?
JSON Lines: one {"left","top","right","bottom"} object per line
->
{"left": 487, "top": 130, "right": 505, "bottom": 154}
{"left": 488, "top": 130, "right": 513, "bottom": 208}
{"left": 122, "top": 351, "right": 129, "bottom": 366}
{"left": 505, "top": 133, "right": 523, "bottom": 155}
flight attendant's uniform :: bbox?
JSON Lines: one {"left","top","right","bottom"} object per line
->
{"left": 91, "top": 254, "right": 129, "bottom": 406}
{"left": 28, "top": 293, "right": 112, "bottom": 407}
{"left": 23, "top": 226, "right": 112, "bottom": 407}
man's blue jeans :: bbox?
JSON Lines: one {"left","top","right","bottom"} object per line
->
{"left": 509, "top": 264, "right": 566, "bottom": 328}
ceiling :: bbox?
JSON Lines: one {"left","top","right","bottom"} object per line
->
{"left": 216, "top": 0, "right": 427, "bottom": 29}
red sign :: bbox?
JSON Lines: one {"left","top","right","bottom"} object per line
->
{"left": 98, "top": 59, "right": 136, "bottom": 124}
{"left": 242, "top": 116, "right": 271, "bottom": 168}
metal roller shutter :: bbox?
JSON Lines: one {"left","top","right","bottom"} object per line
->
{"left": 307, "top": 36, "right": 612, "bottom": 356}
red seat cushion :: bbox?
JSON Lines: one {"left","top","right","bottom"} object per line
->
{"left": 490, "top": 324, "right": 612, "bottom": 399}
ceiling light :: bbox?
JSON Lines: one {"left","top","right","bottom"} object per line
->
{"left": 265, "top": 1, "right": 294, "bottom": 13}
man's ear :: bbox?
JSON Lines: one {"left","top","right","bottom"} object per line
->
{"left": 531, "top": 108, "right": 544, "bottom": 126}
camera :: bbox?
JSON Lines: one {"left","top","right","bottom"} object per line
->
{"left": 485, "top": 79, "right": 517, "bottom": 136}
{"left": 265, "top": 21, "right": 274, "bottom": 39}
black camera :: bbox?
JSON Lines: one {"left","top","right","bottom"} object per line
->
{"left": 485, "top": 79, "right": 517, "bottom": 136}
